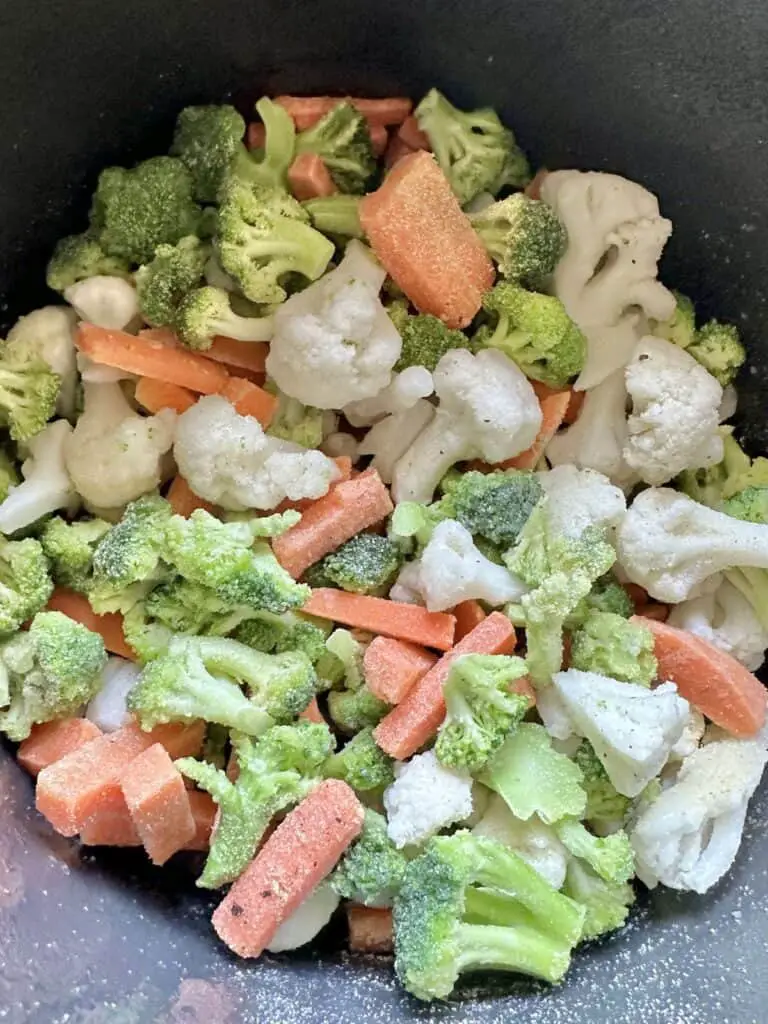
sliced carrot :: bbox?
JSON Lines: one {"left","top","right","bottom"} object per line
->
{"left": 273, "top": 456, "right": 354, "bottom": 514}
{"left": 363, "top": 636, "right": 438, "bottom": 704}
{"left": 212, "top": 779, "right": 364, "bottom": 958}
{"left": 274, "top": 95, "right": 412, "bottom": 130}
{"left": 304, "top": 590, "right": 456, "bottom": 653}
{"left": 451, "top": 600, "right": 487, "bottom": 642}
{"left": 273, "top": 468, "right": 393, "bottom": 578}
{"left": 501, "top": 387, "right": 571, "bottom": 471}
{"left": 35, "top": 719, "right": 205, "bottom": 837}
{"left": 18, "top": 718, "right": 102, "bottom": 778}
{"left": 77, "top": 323, "right": 230, "bottom": 394}
{"left": 121, "top": 743, "right": 196, "bottom": 865}
{"left": 207, "top": 336, "right": 269, "bottom": 375}
{"left": 134, "top": 376, "right": 197, "bottom": 415}
{"left": 374, "top": 612, "right": 516, "bottom": 759}
{"left": 525, "top": 168, "right": 549, "bottom": 200}
{"left": 384, "top": 134, "right": 416, "bottom": 170}
{"left": 397, "top": 115, "right": 430, "bottom": 151}
{"left": 184, "top": 790, "right": 218, "bottom": 851}
{"left": 167, "top": 475, "right": 218, "bottom": 518}
{"left": 220, "top": 376, "right": 278, "bottom": 427}
{"left": 299, "top": 696, "right": 326, "bottom": 725}
{"left": 288, "top": 152, "right": 337, "bottom": 201}
{"left": 369, "top": 123, "right": 389, "bottom": 157}
{"left": 634, "top": 615, "right": 767, "bottom": 738}
{"left": 46, "top": 588, "right": 135, "bottom": 660}
{"left": 247, "top": 122, "right": 266, "bottom": 150}
{"left": 360, "top": 151, "right": 494, "bottom": 328}
{"left": 635, "top": 603, "right": 669, "bottom": 622}
{"left": 347, "top": 905, "right": 394, "bottom": 953}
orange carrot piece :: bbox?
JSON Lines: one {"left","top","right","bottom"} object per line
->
{"left": 512, "top": 675, "right": 538, "bottom": 707}
{"left": 397, "top": 115, "right": 430, "bottom": 151}
{"left": 272, "top": 468, "right": 393, "bottom": 578}
{"left": 304, "top": 590, "right": 456, "bottom": 652}
{"left": 452, "top": 600, "right": 487, "bottom": 642}
{"left": 384, "top": 134, "right": 416, "bottom": 170}
{"left": 18, "top": 718, "right": 102, "bottom": 778}
{"left": 363, "top": 636, "right": 438, "bottom": 704}
{"left": 274, "top": 95, "right": 412, "bottom": 130}
{"left": 369, "top": 123, "right": 389, "bottom": 157}
{"left": 77, "top": 323, "right": 230, "bottom": 395}
{"left": 299, "top": 696, "right": 326, "bottom": 725}
{"left": 212, "top": 779, "right": 364, "bottom": 958}
{"left": 35, "top": 720, "right": 205, "bottom": 837}
{"left": 635, "top": 603, "right": 669, "bottom": 622}
{"left": 247, "top": 122, "right": 266, "bottom": 150}
{"left": 360, "top": 151, "right": 494, "bottom": 328}
{"left": 374, "top": 612, "right": 517, "bottom": 759}
{"left": 166, "top": 475, "right": 218, "bottom": 518}
{"left": 134, "top": 376, "right": 197, "bottom": 415}
{"left": 207, "top": 336, "right": 269, "bottom": 375}
{"left": 46, "top": 588, "right": 135, "bottom": 660}
{"left": 634, "top": 615, "right": 768, "bottom": 737}
{"left": 121, "top": 743, "right": 196, "bottom": 865}
{"left": 79, "top": 793, "right": 140, "bottom": 846}
{"left": 501, "top": 388, "right": 571, "bottom": 471}
{"left": 220, "top": 376, "right": 278, "bottom": 427}
{"left": 288, "top": 152, "right": 337, "bottom": 201}
{"left": 525, "top": 168, "right": 549, "bottom": 200}
{"left": 184, "top": 790, "right": 218, "bottom": 851}
{"left": 347, "top": 905, "right": 394, "bottom": 953}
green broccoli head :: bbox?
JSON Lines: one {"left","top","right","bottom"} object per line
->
{"left": 228, "top": 96, "right": 296, "bottom": 192}
{"left": 568, "top": 573, "right": 634, "bottom": 624}
{"left": 323, "top": 728, "right": 394, "bottom": 791}
{"left": 265, "top": 385, "right": 325, "bottom": 449}
{"left": 476, "top": 282, "right": 586, "bottom": 389}
{"left": 390, "top": 305, "right": 471, "bottom": 373}
{"left": 570, "top": 611, "right": 657, "bottom": 687}
{"left": 332, "top": 809, "right": 406, "bottom": 906}
{"left": 327, "top": 684, "right": 389, "bottom": 734}
{"left": 651, "top": 290, "right": 696, "bottom": 349}
{"left": 306, "top": 533, "right": 403, "bottom": 596}
{"left": 677, "top": 431, "right": 756, "bottom": 507}
{"left": 295, "top": 101, "right": 376, "bottom": 194}
{"left": 232, "top": 609, "right": 331, "bottom": 663}
{"left": 555, "top": 818, "right": 635, "bottom": 885}
{"left": 92, "top": 494, "right": 172, "bottom": 595}
{"left": 217, "top": 541, "right": 310, "bottom": 615}
{"left": 438, "top": 468, "right": 542, "bottom": 548}
{"left": 302, "top": 195, "right": 364, "bottom": 239}
{"left": 142, "top": 576, "right": 235, "bottom": 635}
{"left": 121, "top": 601, "right": 173, "bottom": 664}
{"left": 0, "top": 537, "right": 53, "bottom": 636}
{"left": 687, "top": 320, "right": 746, "bottom": 386}
{"left": 722, "top": 485, "right": 768, "bottom": 524}
{"left": 41, "top": 516, "right": 111, "bottom": 592}
{"left": 170, "top": 104, "right": 247, "bottom": 204}
{"left": 0, "top": 344, "right": 60, "bottom": 442}
{"left": 562, "top": 859, "right": 635, "bottom": 942}
{"left": 0, "top": 610, "right": 106, "bottom": 741}
{"left": 470, "top": 194, "right": 566, "bottom": 284}
{"left": 0, "top": 447, "right": 19, "bottom": 504}
{"left": 135, "top": 235, "right": 208, "bottom": 329}
{"left": 91, "top": 156, "right": 202, "bottom": 264}
{"left": 46, "top": 232, "right": 132, "bottom": 293}
{"left": 173, "top": 285, "right": 274, "bottom": 351}
{"left": 572, "top": 740, "right": 631, "bottom": 829}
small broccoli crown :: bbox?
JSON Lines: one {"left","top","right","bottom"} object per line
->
{"left": 46, "top": 232, "right": 132, "bottom": 293}
{"left": 562, "top": 859, "right": 635, "bottom": 942}
{"left": 92, "top": 495, "right": 172, "bottom": 591}
{"left": 722, "top": 485, "right": 768, "bottom": 524}
{"left": 218, "top": 542, "right": 310, "bottom": 615}
{"left": 332, "top": 809, "right": 407, "bottom": 905}
{"left": 573, "top": 740, "right": 631, "bottom": 827}
{"left": 41, "top": 516, "right": 111, "bottom": 592}
{"left": 0, "top": 345, "right": 60, "bottom": 442}
{"left": 439, "top": 469, "right": 542, "bottom": 548}
{"left": 0, "top": 537, "right": 53, "bottom": 635}
{"left": 323, "top": 728, "right": 394, "bottom": 791}
{"left": 555, "top": 818, "right": 635, "bottom": 886}
{"left": 91, "top": 156, "right": 202, "bottom": 265}
{"left": 308, "top": 533, "right": 403, "bottom": 596}
{"left": 302, "top": 194, "right": 364, "bottom": 239}
{"left": 477, "top": 283, "right": 586, "bottom": 389}
{"left": 570, "top": 611, "right": 657, "bottom": 687}
{"left": 388, "top": 500, "right": 446, "bottom": 553}
{"left": 391, "top": 309, "right": 470, "bottom": 373}
{"left": 121, "top": 602, "right": 173, "bottom": 663}
{"left": 296, "top": 101, "right": 376, "bottom": 194}
{"left": 328, "top": 684, "right": 389, "bottom": 734}
{"left": 471, "top": 195, "right": 566, "bottom": 284}
{"left": 142, "top": 577, "right": 233, "bottom": 635}
{"left": 568, "top": 573, "right": 634, "bottom": 624}
{"left": 435, "top": 654, "right": 530, "bottom": 772}
{"left": 164, "top": 508, "right": 257, "bottom": 585}
{"left": 0, "top": 448, "right": 19, "bottom": 504}
{"left": 170, "top": 104, "right": 247, "bottom": 204}
{"left": 232, "top": 609, "right": 330, "bottom": 663}
{"left": 174, "top": 284, "right": 274, "bottom": 351}
{"left": 687, "top": 320, "right": 746, "bottom": 386}
{"left": 651, "top": 290, "right": 696, "bottom": 349}
{"left": 135, "top": 235, "right": 208, "bottom": 329}
{"left": 228, "top": 97, "right": 296, "bottom": 192}
{"left": 677, "top": 431, "right": 755, "bottom": 507}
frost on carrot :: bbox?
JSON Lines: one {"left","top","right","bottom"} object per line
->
{"left": 288, "top": 152, "right": 338, "bottom": 201}
{"left": 363, "top": 636, "right": 438, "bottom": 704}
{"left": 18, "top": 718, "right": 102, "bottom": 778}
{"left": 304, "top": 590, "right": 456, "bottom": 652}
{"left": 121, "top": 743, "right": 196, "bottom": 865}
{"left": 47, "top": 588, "right": 136, "bottom": 660}
{"left": 501, "top": 387, "right": 571, "bottom": 471}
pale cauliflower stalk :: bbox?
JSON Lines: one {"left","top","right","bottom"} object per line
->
{"left": 357, "top": 401, "right": 435, "bottom": 485}
{"left": 0, "top": 420, "right": 75, "bottom": 534}
{"left": 343, "top": 366, "right": 434, "bottom": 427}
{"left": 266, "top": 881, "right": 340, "bottom": 952}
{"left": 86, "top": 656, "right": 142, "bottom": 733}
{"left": 174, "top": 395, "right": 340, "bottom": 511}
{"left": 64, "top": 276, "right": 140, "bottom": 331}
{"left": 383, "top": 748, "right": 473, "bottom": 849}
{"left": 6, "top": 306, "right": 78, "bottom": 419}
{"left": 266, "top": 240, "right": 402, "bottom": 409}
{"left": 668, "top": 577, "right": 768, "bottom": 672}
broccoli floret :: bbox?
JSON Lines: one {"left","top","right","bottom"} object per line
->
{"left": 439, "top": 469, "right": 542, "bottom": 548}
{"left": 46, "top": 232, "right": 132, "bottom": 293}
{"left": 307, "top": 533, "right": 403, "bottom": 596}
{"left": 393, "top": 832, "right": 585, "bottom": 1000}
{"left": 41, "top": 516, "right": 111, "bottom": 592}
{"left": 135, "top": 235, "right": 208, "bottom": 329}
{"left": 328, "top": 686, "right": 388, "bottom": 734}
{"left": 0, "top": 344, "right": 60, "bottom": 442}
{"left": 177, "top": 721, "right": 333, "bottom": 887}
{"left": 91, "top": 156, "right": 202, "bottom": 264}
{"left": 573, "top": 740, "right": 631, "bottom": 830}
{"left": 170, "top": 104, "right": 247, "bottom": 204}
{"left": 687, "top": 320, "right": 746, "bottom": 386}
{"left": 323, "top": 728, "right": 394, "bottom": 791}
{"left": 435, "top": 655, "right": 530, "bottom": 772}
{"left": 470, "top": 194, "right": 566, "bottom": 285}
{"left": 0, "top": 610, "right": 106, "bottom": 740}
{"left": 302, "top": 194, "right": 364, "bottom": 239}
{"left": 173, "top": 284, "right": 274, "bottom": 351}
{"left": 265, "top": 384, "right": 325, "bottom": 448}
{"left": 568, "top": 573, "right": 634, "bottom": 624}
{"left": 232, "top": 609, "right": 331, "bottom": 663}
{"left": 388, "top": 499, "right": 447, "bottom": 554}
{"left": 651, "top": 291, "right": 696, "bottom": 349}
{"left": 677, "top": 430, "right": 756, "bottom": 507}
{"left": 388, "top": 303, "right": 471, "bottom": 373}
{"left": 229, "top": 97, "right": 296, "bottom": 191}
{"left": 0, "top": 537, "right": 52, "bottom": 635}
{"left": 555, "top": 818, "right": 634, "bottom": 885}
{"left": 562, "top": 859, "right": 635, "bottom": 942}
{"left": 332, "top": 809, "right": 406, "bottom": 905}
{"left": 295, "top": 101, "right": 375, "bottom": 194}
{"left": 570, "top": 611, "right": 657, "bottom": 687}
{"left": 322, "top": 628, "right": 387, "bottom": 731}
{"left": 722, "top": 485, "right": 768, "bottom": 523}
{"left": 121, "top": 602, "right": 173, "bottom": 663}
{"left": 0, "top": 448, "right": 19, "bottom": 504}
{"left": 414, "top": 89, "right": 530, "bottom": 206}
{"left": 218, "top": 541, "right": 310, "bottom": 615}
{"left": 476, "top": 282, "right": 586, "bottom": 389}
{"left": 142, "top": 577, "right": 236, "bottom": 636}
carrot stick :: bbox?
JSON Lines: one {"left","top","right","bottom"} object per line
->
{"left": 623, "top": 583, "right": 649, "bottom": 608}
{"left": 274, "top": 95, "right": 412, "bottom": 130}
{"left": 304, "top": 590, "right": 456, "bottom": 652}
{"left": 247, "top": 122, "right": 266, "bottom": 150}
{"left": 134, "top": 376, "right": 197, "bottom": 415}
{"left": 563, "top": 389, "right": 585, "bottom": 426}
{"left": 501, "top": 387, "right": 571, "bottom": 471}
{"left": 46, "top": 588, "right": 135, "bottom": 660}
{"left": 17, "top": 718, "right": 102, "bottom": 778}
{"left": 397, "top": 115, "right": 430, "bottom": 151}
{"left": 369, "top": 123, "right": 389, "bottom": 157}
{"left": 272, "top": 468, "right": 393, "bottom": 578}
{"left": 363, "top": 636, "right": 438, "bottom": 704}
{"left": 451, "top": 600, "right": 487, "bottom": 642}
{"left": 220, "top": 376, "right": 278, "bottom": 427}
{"left": 347, "top": 905, "right": 394, "bottom": 953}
{"left": 212, "top": 779, "right": 364, "bottom": 958}
{"left": 79, "top": 795, "right": 141, "bottom": 846}
{"left": 77, "top": 323, "right": 230, "bottom": 394}
{"left": 120, "top": 743, "right": 196, "bottom": 865}
{"left": 166, "top": 475, "right": 218, "bottom": 518}
{"left": 374, "top": 612, "right": 517, "bottom": 759}
{"left": 35, "top": 719, "right": 205, "bottom": 837}
{"left": 288, "top": 152, "right": 337, "bottom": 201}
{"left": 207, "top": 336, "right": 269, "bottom": 375}
{"left": 360, "top": 151, "right": 494, "bottom": 328}
{"left": 634, "top": 615, "right": 768, "bottom": 737}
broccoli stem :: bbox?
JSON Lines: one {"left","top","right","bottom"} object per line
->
{"left": 453, "top": 922, "right": 572, "bottom": 984}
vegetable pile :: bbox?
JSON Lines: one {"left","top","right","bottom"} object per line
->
{"left": 0, "top": 87, "right": 765, "bottom": 1005}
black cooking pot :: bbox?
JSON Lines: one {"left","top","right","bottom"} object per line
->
{"left": 1, "top": 1, "right": 767, "bottom": 1020}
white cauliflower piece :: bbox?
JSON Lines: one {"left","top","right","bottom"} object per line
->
{"left": 539, "top": 464, "right": 627, "bottom": 539}
{"left": 623, "top": 336, "right": 723, "bottom": 485}
{"left": 86, "top": 656, "right": 141, "bottom": 733}
{"left": 389, "top": 559, "right": 426, "bottom": 606}
{"left": 473, "top": 794, "right": 568, "bottom": 889}
{"left": 266, "top": 240, "right": 401, "bottom": 409}
{"left": 64, "top": 276, "right": 140, "bottom": 331}
{"left": 64, "top": 382, "right": 176, "bottom": 509}
{"left": 0, "top": 420, "right": 75, "bottom": 534}
{"left": 720, "top": 384, "right": 738, "bottom": 422}
{"left": 266, "top": 881, "right": 340, "bottom": 952}
{"left": 6, "top": 306, "right": 78, "bottom": 419}
{"left": 392, "top": 349, "right": 542, "bottom": 504}
{"left": 668, "top": 708, "right": 706, "bottom": 761}
{"left": 343, "top": 366, "right": 434, "bottom": 427}
{"left": 174, "top": 395, "right": 340, "bottom": 511}
{"left": 320, "top": 431, "right": 360, "bottom": 462}
{"left": 668, "top": 577, "right": 768, "bottom": 672}
{"left": 535, "top": 685, "right": 576, "bottom": 742}
{"left": 357, "top": 400, "right": 435, "bottom": 485}
{"left": 630, "top": 738, "right": 767, "bottom": 893}
{"left": 552, "top": 668, "right": 690, "bottom": 797}
{"left": 383, "top": 749, "right": 473, "bottom": 849}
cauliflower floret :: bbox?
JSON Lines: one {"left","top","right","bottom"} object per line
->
{"left": 6, "top": 306, "right": 78, "bottom": 419}
{"left": 668, "top": 707, "right": 706, "bottom": 761}
{"left": 174, "top": 395, "right": 340, "bottom": 511}
{"left": 541, "top": 170, "right": 675, "bottom": 390}
{"left": 64, "top": 276, "right": 140, "bottom": 331}
{"left": 64, "top": 382, "right": 176, "bottom": 509}
{"left": 0, "top": 420, "right": 75, "bottom": 534}
{"left": 266, "top": 881, "right": 340, "bottom": 952}
{"left": 535, "top": 685, "right": 576, "bottom": 742}
{"left": 552, "top": 668, "right": 690, "bottom": 797}
{"left": 389, "top": 559, "right": 426, "bottom": 606}
{"left": 383, "top": 748, "right": 473, "bottom": 849}
{"left": 668, "top": 578, "right": 768, "bottom": 672}
{"left": 623, "top": 336, "right": 723, "bottom": 486}
{"left": 392, "top": 348, "right": 542, "bottom": 504}
{"left": 86, "top": 656, "right": 141, "bottom": 733}
{"left": 357, "top": 401, "right": 435, "bottom": 485}
{"left": 539, "top": 464, "right": 627, "bottom": 540}
{"left": 343, "top": 366, "right": 434, "bottom": 427}
{"left": 266, "top": 240, "right": 402, "bottom": 409}
{"left": 473, "top": 794, "right": 569, "bottom": 888}
{"left": 630, "top": 738, "right": 767, "bottom": 893}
